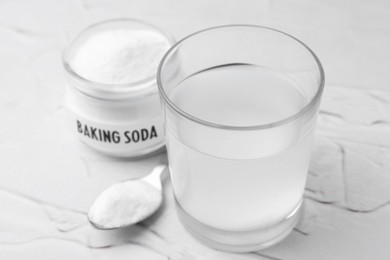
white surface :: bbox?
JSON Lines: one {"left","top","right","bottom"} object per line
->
{"left": 1, "top": 0, "right": 390, "bottom": 259}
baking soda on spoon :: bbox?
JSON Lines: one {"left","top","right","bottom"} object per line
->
{"left": 88, "top": 164, "right": 167, "bottom": 229}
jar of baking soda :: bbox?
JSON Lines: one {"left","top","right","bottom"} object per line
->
{"left": 62, "top": 19, "right": 174, "bottom": 157}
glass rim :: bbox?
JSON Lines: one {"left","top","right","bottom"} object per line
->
{"left": 63, "top": 18, "right": 175, "bottom": 95}
{"left": 157, "top": 24, "right": 325, "bottom": 131}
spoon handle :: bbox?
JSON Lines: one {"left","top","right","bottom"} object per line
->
{"left": 141, "top": 164, "right": 167, "bottom": 191}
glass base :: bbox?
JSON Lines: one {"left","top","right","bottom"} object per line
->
{"left": 175, "top": 200, "right": 303, "bottom": 253}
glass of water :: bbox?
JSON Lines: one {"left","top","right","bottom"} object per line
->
{"left": 157, "top": 25, "right": 324, "bottom": 252}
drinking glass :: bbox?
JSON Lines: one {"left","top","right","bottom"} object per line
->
{"left": 157, "top": 25, "right": 324, "bottom": 252}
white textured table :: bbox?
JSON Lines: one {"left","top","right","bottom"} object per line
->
{"left": 1, "top": 0, "right": 390, "bottom": 259}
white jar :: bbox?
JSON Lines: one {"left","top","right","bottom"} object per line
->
{"left": 62, "top": 19, "right": 174, "bottom": 157}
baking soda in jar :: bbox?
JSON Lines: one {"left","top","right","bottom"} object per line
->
{"left": 63, "top": 19, "right": 173, "bottom": 157}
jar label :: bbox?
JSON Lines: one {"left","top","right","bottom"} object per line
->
{"left": 67, "top": 110, "right": 165, "bottom": 156}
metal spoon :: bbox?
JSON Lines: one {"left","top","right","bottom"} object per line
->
{"left": 88, "top": 164, "right": 167, "bottom": 230}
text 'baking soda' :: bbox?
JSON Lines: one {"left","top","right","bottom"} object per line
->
{"left": 76, "top": 120, "right": 158, "bottom": 144}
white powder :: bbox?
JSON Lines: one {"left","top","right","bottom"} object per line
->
{"left": 88, "top": 181, "right": 162, "bottom": 229}
{"left": 69, "top": 28, "right": 171, "bottom": 85}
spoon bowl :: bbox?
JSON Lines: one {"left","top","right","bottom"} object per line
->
{"left": 88, "top": 164, "right": 167, "bottom": 230}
